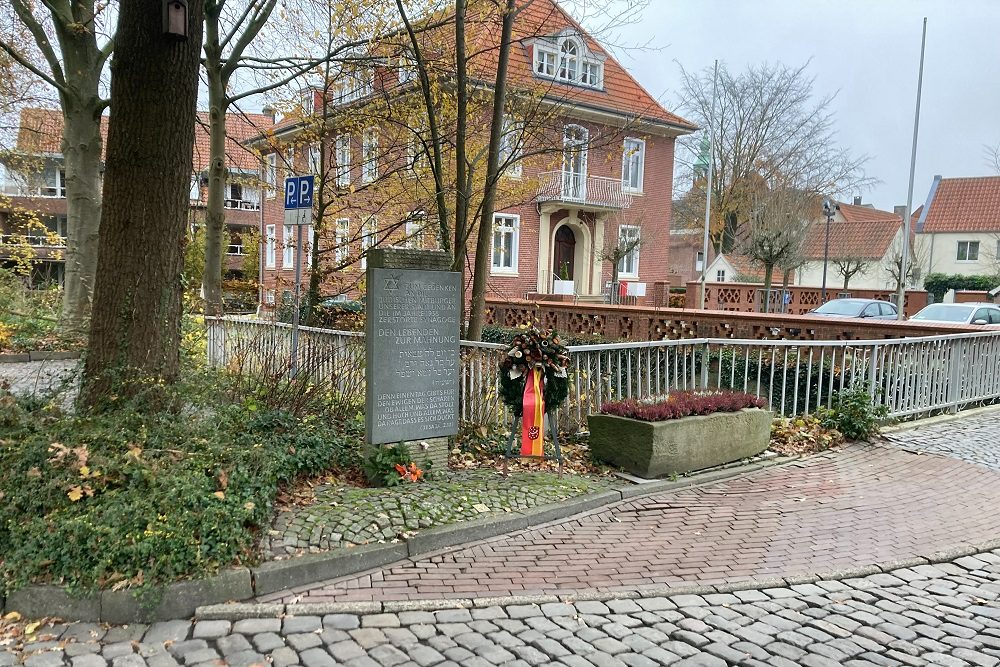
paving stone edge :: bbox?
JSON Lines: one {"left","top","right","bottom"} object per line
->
{"left": 0, "top": 454, "right": 792, "bottom": 623}
{"left": 195, "top": 537, "right": 1000, "bottom": 619}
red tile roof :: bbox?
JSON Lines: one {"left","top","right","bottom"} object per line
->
{"left": 494, "top": 0, "right": 695, "bottom": 130}
{"left": 801, "top": 218, "right": 903, "bottom": 260}
{"left": 264, "top": 0, "right": 695, "bottom": 141}
{"left": 717, "top": 253, "right": 767, "bottom": 281}
{"left": 836, "top": 201, "right": 900, "bottom": 222}
{"left": 918, "top": 176, "right": 1000, "bottom": 233}
{"left": 16, "top": 108, "right": 272, "bottom": 172}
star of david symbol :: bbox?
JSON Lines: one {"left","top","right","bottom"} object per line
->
{"left": 384, "top": 276, "right": 399, "bottom": 291}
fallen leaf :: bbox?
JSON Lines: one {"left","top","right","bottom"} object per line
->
{"left": 24, "top": 622, "right": 40, "bottom": 635}
{"left": 213, "top": 491, "right": 226, "bottom": 500}
{"left": 2, "top": 612, "right": 22, "bottom": 622}
{"left": 67, "top": 486, "right": 84, "bottom": 502}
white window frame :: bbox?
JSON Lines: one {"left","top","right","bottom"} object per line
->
{"left": 398, "top": 56, "right": 416, "bottom": 83}
{"left": 336, "top": 135, "right": 351, "bottom": 187}
{"left": 335, "top": 218, "right": 350, "bottom": 264}
{"left": 309, "top": 144, "right": 321, "bottom": 174}
{"left": 581, "top": 60, "right": 602, "bottom": 87}
{"left": 716, "top": 269, "right": 726, "bottom": 282}
{"left": 265, "top": 153, "right": 277, "bottom": 197}
{"left": 404, "top": 211, "right": 425, "bottom": 249}
{"left": 499, "top": 118, "right": 522, "bottom": 178}
{"left": 491, "top": 213, "right": 519, "bottom": 275}
{"left": 695, "top": 251, "right": 705, "bottom": 272}
{"left": 43, "top": 164, "right": 66, "bottom": 198}
{"left": 360, "top": 216, "right": 376, "bottom": 270}
{"left": 283, "top": 224, "right": 295, "bottom": 269}
{"left": 265, "top": 289, "right": 276, "bottom": 305}
{"left": 265, "top": 224, "right": 276, "bottom": 268}
{"left": 534, "top": 47, "right": 556, "bottom": 77}
{"left": 559, "top": 39, "right": 579, "bottom": 81}
{"left": 190, "top": 175, "right": 201, "bottom": 202}
{"left": 622, "top": 138, "right": 645, "bottom": 194}
{"left": 957, "top": 240, "right": 980, "bottom": 262}
{"left": 286, "top": 146, "right": 295, "bottom": 175}
{"left": 362, "top": 129, "right": 378, "bottom": 183}
{"left": 617, "top": 225, "right": 640, "bottom": 278}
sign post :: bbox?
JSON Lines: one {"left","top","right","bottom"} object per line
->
{"left": 283, "top": 175, "right": 314, "bottom": 376}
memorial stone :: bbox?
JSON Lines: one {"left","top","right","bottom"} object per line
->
{"left": 365, "top": 248, "right": 460, "bottom": 468}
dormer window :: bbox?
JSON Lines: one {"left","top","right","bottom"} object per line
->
{"left": 533, "top": 34, "right": 603, "bottom": 88}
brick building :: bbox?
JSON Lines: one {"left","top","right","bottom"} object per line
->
{"left": 254, "top": 0, "right": 695, "bottom": 310}
{"left": 0, "top": 108, "right": 273, "bottom": 285}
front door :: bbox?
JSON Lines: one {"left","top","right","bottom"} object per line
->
{"left": 554, "top": 225, "right": 576, "bottom": 284}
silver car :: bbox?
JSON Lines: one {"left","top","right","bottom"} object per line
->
{"left": 909, "top": 302, "right": 1000, "bottom": 325}
{"left": 809, "top": 298, "right": 899, "bottom": 320}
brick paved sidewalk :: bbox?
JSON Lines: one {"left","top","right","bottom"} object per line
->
{"left": 260, "top": 443, "right": 1000, "bottom": 604}
{"left": 9, "top": 550, "right": 1000, "bottom": 666}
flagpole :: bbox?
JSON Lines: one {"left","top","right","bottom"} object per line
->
{"left": 896, "top": 17, "right": 927, "bottom": 319}
{"left": 699, "top": 60, "right": 719, "bottom": 310}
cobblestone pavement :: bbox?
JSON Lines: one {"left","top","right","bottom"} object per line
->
{"left": 264, "top": 472, "right": 618, "bottom": 559}
{"left": 12, "top": 551, "right": 1000, "bottom": 666}
{"left": 260, "top": 443, "right": 1000, "bottom": 604}
{"left": 0, "top": 360, "right": 77, "bottom": 398}
{"left": 884, "top": 411, "right": 1000, "bottom": 471}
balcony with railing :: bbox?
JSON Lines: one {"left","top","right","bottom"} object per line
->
{"left": 536, "top": 171, "right": 632, "bottom": 211}
{"left": 224, "top": 198, "right": 261, "bottom": 211}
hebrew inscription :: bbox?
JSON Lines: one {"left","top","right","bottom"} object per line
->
{"left": 366, "top": 268, "right": 461, "bottom": 444}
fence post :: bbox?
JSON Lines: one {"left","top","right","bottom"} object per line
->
{"left": 947, "top": 338, "right": 963, "bottom": 414}
{"left": 700, "top": 341, "right": 710, "bottom": 389}
{"left": 868, "top": 344, "right": 880, "bottom": 411}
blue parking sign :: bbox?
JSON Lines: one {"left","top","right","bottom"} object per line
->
{"left": 283, "top": 175, "right": 315, "bottom": 210}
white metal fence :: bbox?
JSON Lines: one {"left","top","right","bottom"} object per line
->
{"left": 205, "top": 317, "right": 1000, "bottom": 433}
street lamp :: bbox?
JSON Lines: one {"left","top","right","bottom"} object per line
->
{"left": 820, "top": 199, "right": 838, "bottom": 302}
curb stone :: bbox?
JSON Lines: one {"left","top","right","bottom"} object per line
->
{"left": 0, "top": 453, "right": 802, "bottom": 623}
{"left": 194, "top": 539, "right": 1000, "bottom": 620}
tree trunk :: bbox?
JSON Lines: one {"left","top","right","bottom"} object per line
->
{"left": 59, "top": 102, "right": 103, "bottom": 333}
{"left": 201, "top": 21, "right": 227, "bottom": 316}
{"left": 781, "top": 268, "right": 792, "bottom": 313}
{"left": 843, "top": 273, "right": 850, "bottom": 291}
{"left": 761, "top": 262, "right": 774, "bottom": 313}
{"left": 452, "top": 0, "right": 469, "bottom": 335}
{"left": 465, "top": 0, "right": 516, "bottom": 341}
{"left": 53, "top": 11, "right": 105, "bottom": 333}
{"left": 81, "top": 0, "right": 204, "bottom": 407}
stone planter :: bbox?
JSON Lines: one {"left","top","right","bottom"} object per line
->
{"left": 587, "top": 408, "right": 772, "bottom": 479}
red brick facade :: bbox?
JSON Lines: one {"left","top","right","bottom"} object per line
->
{"left": 256, "top": 0, "right": 695, "bottom": 311}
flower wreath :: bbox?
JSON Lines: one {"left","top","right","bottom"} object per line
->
{"left": 498, "top": 327, "right": 570, "bottom": 416}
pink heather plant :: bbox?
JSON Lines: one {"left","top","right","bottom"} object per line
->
{"left": 600, "top": 391, "right": 765, "bottom": 422}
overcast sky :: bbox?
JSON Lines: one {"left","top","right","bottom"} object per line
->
{"left": 604, "top": 0, "right": 1000, "bottom": 212}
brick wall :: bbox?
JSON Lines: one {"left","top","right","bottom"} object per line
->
{"left": 486, "top": 298, "right": 980, "bottom": 342}
{"left": 683, "top": 281, "right": 929, "bottom": 317}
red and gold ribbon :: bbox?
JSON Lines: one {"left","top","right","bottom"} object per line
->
{"left": 520, "top": 366, "right": 545, "bottom": 457}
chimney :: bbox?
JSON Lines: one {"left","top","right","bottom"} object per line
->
{"left": 261, "top": 105, "right": 275, "bottom": 122}
{"left": 894, "top": 205, "right": 907, "bottom": 219}
{"left": 853, "top": 196, "right": 862, "bottom": 206}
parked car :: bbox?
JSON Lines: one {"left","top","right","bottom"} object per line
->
{"left": 808, "top": 298, "right": 899, "bottom": 320}
{"left": 909, "top": 302, "right": 1000, "bottom": 325}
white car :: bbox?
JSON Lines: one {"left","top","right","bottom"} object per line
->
{"left": 909, "top": 302, "right": 1000, "bottom": 325}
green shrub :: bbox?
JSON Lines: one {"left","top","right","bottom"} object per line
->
{"left": 817, "top": 385, "right": 888, "bottom": 441}
{"left": 923, "top": 272, "right": 998, "bottom": 302}
{"left": 0, "top": 370, "right": 363, "bottom": 597}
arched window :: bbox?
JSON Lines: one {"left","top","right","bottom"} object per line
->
{"left": 559, "top": 38, "right": 579, "bottom": 82}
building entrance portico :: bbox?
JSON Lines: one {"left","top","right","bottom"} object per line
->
{"left": 536, "top": 206, "right": 605, "bottom": 297}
